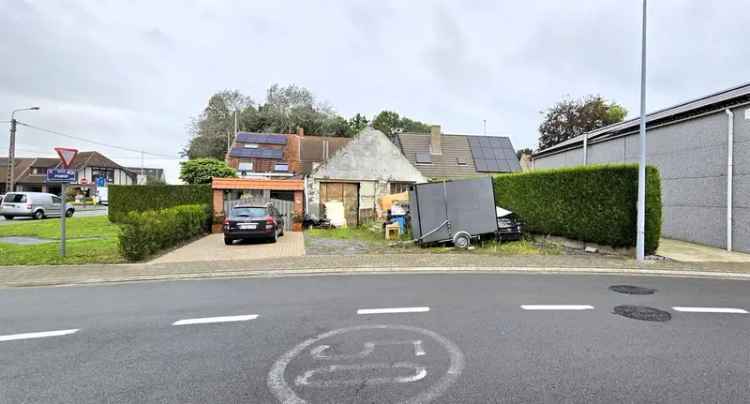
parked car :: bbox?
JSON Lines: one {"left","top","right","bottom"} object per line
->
{"left": 496, "top": 207, "right": 522, "bottom": 241}
{"left": 0, "top": 192, "right": 75, "bottom": 220}
{"left": 223, "top": 204, "right": 284, "bottom": 245}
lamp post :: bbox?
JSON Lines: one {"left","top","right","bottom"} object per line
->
{"left": 636, "top": 0, "right": 648, "bottom": 261}
{"left": 6, "top": 107, "right": 40, "bottom": 192}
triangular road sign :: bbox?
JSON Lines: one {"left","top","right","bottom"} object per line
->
{"left": 55, "top": 147, "right": 78, "bottom": 168}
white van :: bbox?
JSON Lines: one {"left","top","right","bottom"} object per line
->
{"left": 0, "top": 192, "right": 75, "bottom": 220}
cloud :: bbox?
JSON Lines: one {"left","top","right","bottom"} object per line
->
{"left": 0, "top": 0, "right": 748, "bottom": 182}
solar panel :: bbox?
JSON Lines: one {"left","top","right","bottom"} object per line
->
{"left": 228, "top": 147, "right": 284, "bottom": 159}
{"left": 236, "top": 132, "right": 288, "bottom": 145}
{"left": 466, "top": 135, "right": 520, "bottom": 173}
{"left": 416, "top": 152, "right": 432, "bottom": 164}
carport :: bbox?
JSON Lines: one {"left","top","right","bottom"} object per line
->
{"left": 212, "top": 177, "right": 304, "bottom": 233}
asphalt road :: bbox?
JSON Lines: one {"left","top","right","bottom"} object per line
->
{"left": 1, "top": 272, "right": 750, "bottom": 403}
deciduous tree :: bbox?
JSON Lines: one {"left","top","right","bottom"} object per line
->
{"left": 538, "top": 95, "right": 627, "bottom": 150}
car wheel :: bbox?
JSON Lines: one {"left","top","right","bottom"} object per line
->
{"left": 270, "top": 227, "right": 278, "bottom": 243}
{"left": 65, "top": 209, "right": 74, "bottom": 218}
{"left": 452, "top": 231, "right": 471, "bottom": 249}
{"left": 33, "top": 210, "right": 45, "bottom": 220}
{"left": 224, "top": 237, "right": 233, "bottom": 245}
{"left": 3, "top": 215, "right": 12, "bottom": 220}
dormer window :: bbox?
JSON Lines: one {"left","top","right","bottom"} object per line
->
{"left": 274, "top": 163, "right": 289, "bottom": 172}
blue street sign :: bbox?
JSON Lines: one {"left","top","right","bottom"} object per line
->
{"left": 47, "top": 168, "right": 76, "bottom": 183}
{"left": 95, "top": 176, "right": 106, "bottom": 187}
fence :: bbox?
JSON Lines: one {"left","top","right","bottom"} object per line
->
{"left": 224, "top": 198, "right": 294, "bottom": 231}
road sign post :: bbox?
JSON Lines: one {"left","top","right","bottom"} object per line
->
{"left": 54, "top": 147, "right": 78, "bottom": 258}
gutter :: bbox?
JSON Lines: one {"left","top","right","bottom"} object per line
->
{"left": 725, "top": 108, "right": 734, "bottom": 251}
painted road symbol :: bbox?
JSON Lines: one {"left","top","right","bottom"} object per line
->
{"left": 267, "top": 324, "right": 465, "bottom": 404}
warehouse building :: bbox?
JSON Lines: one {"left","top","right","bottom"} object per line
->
{"left": 533, "top": 82, "right": 750, "bottom": 253}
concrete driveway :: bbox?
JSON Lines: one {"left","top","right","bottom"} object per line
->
{"left": 151, "top": 232, "right": 305, "bottom": 264}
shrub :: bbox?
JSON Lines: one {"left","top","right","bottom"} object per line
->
{"left": 179, "top": 158, "right": 236, "bottom": 184}
{"left": 118, "top": 204, "right": 210, "bottom": 261}
{"left": 108, "top": 184, "right": 212, "bottom": 222}
{"left": 493, "top": 164, "right": 662, "bottom": 254}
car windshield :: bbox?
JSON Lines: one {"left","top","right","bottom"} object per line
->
{"left": 231, "top": 207, "right": 267, "bottom": 218}
{"left": 4, "top": 194, "right": 26, "bottom": 203}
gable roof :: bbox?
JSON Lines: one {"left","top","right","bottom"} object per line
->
{"left": 299, "top": 136, "right": 351, "bottom": 174}
{"left": 535, "top": 81, "right": 750, "bottom": 157}
{"left": 69, "top": 151, "right": 125, "bottom": 169}
{"left": 311, "top": 128, "right": 427, "bottom": 183}
{"left": 397, "top": 132, "right": 520, "bottom": 179}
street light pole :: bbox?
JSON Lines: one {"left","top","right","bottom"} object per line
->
{"left": 6, "top": 107, "right": 40, "bottom": 193}
{"left": 636, "top": 0, "right": 648, "bottom": 261}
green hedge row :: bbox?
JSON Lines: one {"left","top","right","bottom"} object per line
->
{"left": 118, "top": 204, "right": 211, "bottom": 261}
{"left": 493, "top": 164, "right": 662, "bottom": 253}
{"left": 108, "top": 185, "right": 212, "bottom": 222}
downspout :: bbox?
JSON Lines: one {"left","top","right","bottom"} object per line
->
{"left": 725, "top": 108, "right": 734, "bottom": 251}
{"left": 583, "top": 132, "right": 588, "bottom": 165}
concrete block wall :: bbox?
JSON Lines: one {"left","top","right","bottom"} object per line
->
{"left": 533, "top": 106, "right": 750, "bottom": 253}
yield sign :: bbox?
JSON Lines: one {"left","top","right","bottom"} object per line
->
{"left": 55, "top": 147, "right": 78, "bottom": 169}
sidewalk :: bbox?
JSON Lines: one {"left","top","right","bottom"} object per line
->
{"left": 2, "top": 254, "right": 750, "bottom": 287}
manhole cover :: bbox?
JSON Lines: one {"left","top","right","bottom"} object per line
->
{"left": 613, "top": 305, "right": 671, "bottom": 322}
{"left": 609, "top": 285, "right": 656, "bottom": 295}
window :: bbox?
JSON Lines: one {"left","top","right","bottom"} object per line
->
{"left": 390, "top": 182, "right": 412, "bottom": 194}
{"left": 230, "top": 206, "right": 268, "bottom": 218}
{"left": 456, "top": 157, "right": 467, "bottom": 166}
{"left": 4, "top": 193, "right": 26, "bottom": 203}
{"left": 52, "top": 196, "right": 61, "bottom": 204}
{"left": 238, "top": 161, "right": 253, "bottom": 172}
{"left": 415, "top": 152, "right": 432, "bottom": 165}
{"left": 92, "top": 167, "right": 115, "bottom": 184}
{"left": 274, "top": 163, "right": 289, "bottom": 172}
{"left": 243, "top": 143, "right": 259, "bottom": 149}
{"left": 32, "top": 167, "right": 46, "bottom": 175}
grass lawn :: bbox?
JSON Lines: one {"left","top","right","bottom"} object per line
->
{"left": 305, "top": 225, "right": 561, "bottom": 256}
{"left": 0, "top": 216, "right": 123, "bottom": 265}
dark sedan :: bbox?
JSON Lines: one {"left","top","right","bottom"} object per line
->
{"left": 223, "top": 204, "right": 285, "bottom": 245}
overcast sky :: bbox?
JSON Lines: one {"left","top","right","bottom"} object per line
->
{"left": 1, "top": 0, "right": 748, "bottom": 182}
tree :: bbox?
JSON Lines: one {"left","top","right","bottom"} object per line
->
{"left": 515, "top": 148, "right": 533, "bottom": 160}
{"left": 372, "top": 110, "right": 431, "bottom": 137}
{"left": 348, "top": 113, "right": 369, "bottom": 135}
{"left": 183, "top": 90, "right": 255, "bottom": 159}
{"left": 538, "top": 95, "right": 627, "bottom": 150}
{"left": 179, "top": 158, "right": 236, "bottom": 184}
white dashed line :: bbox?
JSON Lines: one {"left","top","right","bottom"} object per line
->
{"left": 0, "top": 329, "right": 79, "bottom": 342}
{"left": 672, "top": 307, "right": 748, "bottom": 314}
{"left": 172, "top": 314, "right": 259, "bottom": 326}
{"left": 521, "top": 305, "right": 594, "bottom": 311}
{"left": 357, "top": 307, "right": 430, "bottom": 315}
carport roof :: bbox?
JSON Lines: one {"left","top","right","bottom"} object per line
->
{"left": 212, "top": 177, "right": 304, "bottom": 191}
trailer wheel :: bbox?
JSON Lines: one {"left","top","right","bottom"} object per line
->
{"left": 452, "top": 231, "right": 471, "bottom": 249}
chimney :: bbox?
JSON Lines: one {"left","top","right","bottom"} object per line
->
{"left": 430, "top": 125, "right": 442, "bottom": 155}
{"left": 297, "top": 127, "right": 304, "bottom": 137}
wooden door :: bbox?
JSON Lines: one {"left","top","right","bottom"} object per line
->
{"left": 320, "top": 182, "right": 359, "bottom": 227}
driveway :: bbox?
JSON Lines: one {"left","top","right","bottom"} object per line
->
{"left": 151, "top": 232, "right": 305, "bottom": 264}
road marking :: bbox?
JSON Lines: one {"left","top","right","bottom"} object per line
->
{"left": 0, "top": 329, "right": 79, "bottom": 342}
{"left": 520, "top": 305, "right": 594, "bottom": 311}
{"left": 672, "top": 307, "right": 748, "bottom": 314}
{"left": 172, "top": 314, "right": 259, "bottom": 326}
{"left": 357, "top": 307, "right": 430, "bottom": 315}
{"left": 294, "top": 362, "right": 427, "bottom": 387}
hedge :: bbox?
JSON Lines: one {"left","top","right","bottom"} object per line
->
{"left": 108, "top": 184, "right": 212, "bottom": 222}
{"left": 118, "top": 204, "right": 210, "bottom": 261}
{"left": 493, "top": 164, "right": 662, "bottom": 254}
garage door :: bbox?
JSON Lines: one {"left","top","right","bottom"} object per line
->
{"left": 320, "top": 182, "right": 359, "bottom": 227}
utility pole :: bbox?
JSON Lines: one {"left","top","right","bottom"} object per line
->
{"left": 6, "top": 107, "right": 40, "bottom": 193}
{"left": 636, "top": 0, "right": 648, "bottom": 261}
{"left": 483, "top": 120, "right": 487, "bottom": 136}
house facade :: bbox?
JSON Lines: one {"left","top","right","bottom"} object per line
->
{"left": 1, "top": 151, "right": 135, "bottom": 195}
{"left": 306, "top": 127, "right": 428, "bottom": 226}
{"left": 397, "top": 125, "right": 521, "bottom": 180}
{"left": 532, "top": 82, "right": 750, "bottom": 253}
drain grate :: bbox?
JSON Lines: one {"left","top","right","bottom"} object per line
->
{"left": 613, "top": 305, "right": 671, "bottom": 322}
{"left": 609, "top": 285, "right": 657, "bottom": 295}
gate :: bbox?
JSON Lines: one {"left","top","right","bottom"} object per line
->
{"left": 224, "top": 197, "right": 294, "bottom": 231}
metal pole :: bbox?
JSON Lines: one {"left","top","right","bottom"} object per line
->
{"left": 7, "top": 119, "right": 16, "bottom": 192}
{"left": 60, "top": 182, "right": 66, "bottom": 257}
{"left": 483, "top": 120, "right": 487, "bottom": 136}
{"left": 636, "top": 0, "right": 648, "bottom": 261}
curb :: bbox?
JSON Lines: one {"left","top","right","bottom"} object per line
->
{"left": 5, "top": 265, "right": 750, "bottom": 288}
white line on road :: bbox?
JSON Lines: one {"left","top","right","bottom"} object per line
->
{"left": 0, "top": 329, "right": 79, "bottom": 342}
{"left": 672, "top": 307, "right": 748, "bottom": 314}
{"left": 357, "top": 307, "right": 430, "bottom": 315}
{"left": 520, "top": 305, "right": 594, "bottom": 311}
{"left": 172, "top": 314, "right": 259, "bottom": 326}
